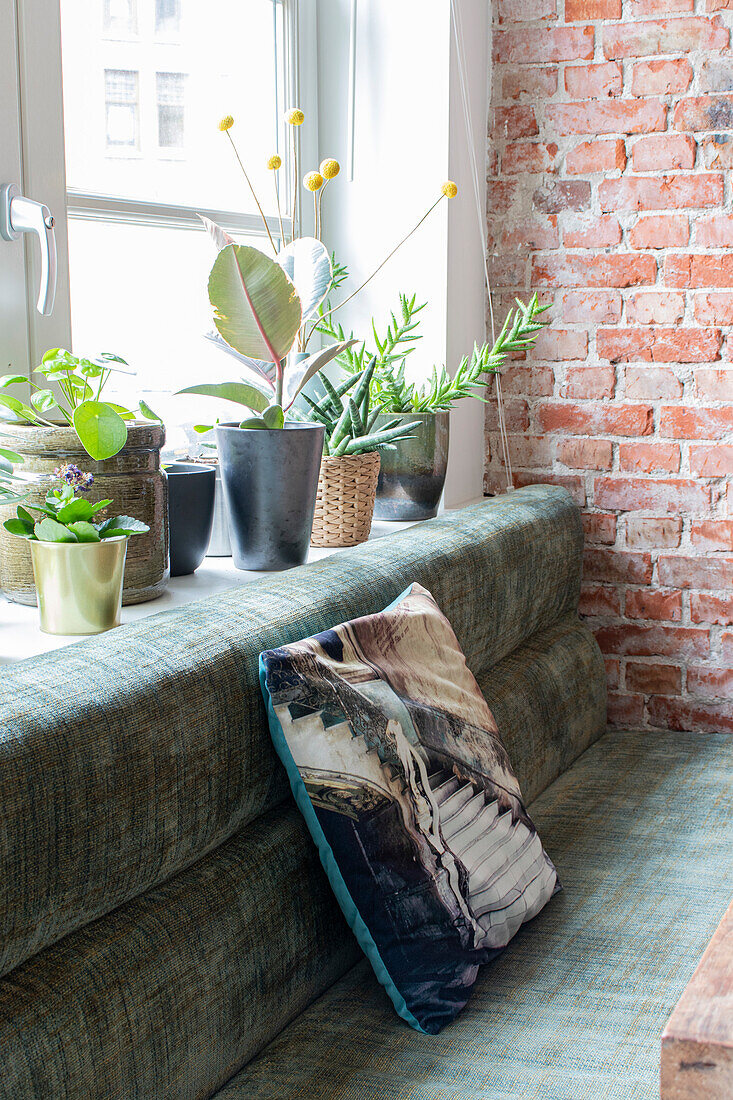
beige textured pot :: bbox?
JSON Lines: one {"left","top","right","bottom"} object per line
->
{"left": 0, "top": 421, "right": 168, "bottom": 606}
{"left": 311, "top": 451, "right": 381, "bottom": 548}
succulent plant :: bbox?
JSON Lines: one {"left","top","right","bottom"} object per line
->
{"left": 302, "top": 359, "right": 416, "bottom": 457}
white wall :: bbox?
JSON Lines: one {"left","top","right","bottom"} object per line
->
{"left": 315, "top": 0, "right": 489, "bottom": 508}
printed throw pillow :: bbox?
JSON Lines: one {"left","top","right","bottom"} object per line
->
{"left": 259, "top": 583, "right": 559, "bottom": 1034}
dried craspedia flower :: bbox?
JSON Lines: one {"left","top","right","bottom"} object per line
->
{"left": 285, "top": 108, "right": 305, "bottom": 126}
{"left": 441, "top": 180, "right": 459, "bottom": 198}
{"left": 266, "top": 154, "right": 282, "bottom": 170}
{"left": 218, "top": 116, "right": 234, "bottom": 132}
{"left": 55, "top": 464, "right": 94, "bottom": 494}
{"left": 320, "top": 158, "right": 340, "bottom": 180}
{"left": 303, "top": 171, "right": 324, "bottom": 192}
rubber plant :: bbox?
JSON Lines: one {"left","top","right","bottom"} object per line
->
{"left": 0, "top": 350, "right": 161, "bottom": 461}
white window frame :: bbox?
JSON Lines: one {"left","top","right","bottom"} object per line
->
{"left": 3, "top": 0, "right": 318, "bottom": 380}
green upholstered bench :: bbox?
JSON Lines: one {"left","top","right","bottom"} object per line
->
{"left": 1, "top": 485, "right": 731, "bottom": 1099}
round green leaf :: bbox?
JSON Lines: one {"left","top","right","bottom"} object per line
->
{"left": 0, "top": 375, "right": 29, "bottom": 388}
{"left": 97, "top": 514, "right": 149, "bottom": 537}
{"left": 34, "top": 518, "right": 79, "bottom": 543}
{"left": 67, "top": 521, "right": 101, "bottom": 542}
{"left": 0, "top": 394, "right": 34, "bottom": 421}
{"left": 139, "top": 399, "right": 162, "bottom": 422}
{"left": 263, "top": 404, "right": 285, "bottom": 429}
{"left": 57, "top": 496, "right": 94, "bottom": 524}
{"left": 72, "top": 401, "right": 128, "bottom": 460}
{"left": 4, "top": 517, "right": 35, "bottom": 538}
{"left": 30, "top": 389, "right": 59, "bottom": 412}
{"left": 176, "top": 381, "right": 270, "bottom": 413}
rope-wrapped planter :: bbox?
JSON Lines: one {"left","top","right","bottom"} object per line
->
{"left": 311, "top": 451, "right": 381, "bottom": 548}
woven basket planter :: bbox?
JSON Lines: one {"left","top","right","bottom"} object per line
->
{"left": 311, "top": 451, "right": 381, "bottom": 548}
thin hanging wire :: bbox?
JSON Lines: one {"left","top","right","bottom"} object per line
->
{"left": 450, "top": 0, "right": 513, "bottom": 493}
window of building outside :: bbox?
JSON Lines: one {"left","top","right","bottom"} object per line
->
{"left": 59, "top": 0, "right": 289, "bottom": 447}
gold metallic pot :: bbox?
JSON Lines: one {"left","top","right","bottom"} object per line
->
{"left": 29, "top": 536, "right": 128, "bottom": 636}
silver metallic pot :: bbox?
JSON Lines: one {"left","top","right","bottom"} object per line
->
{"left": 373, "top": 411, "right": 450, "bottom": 521}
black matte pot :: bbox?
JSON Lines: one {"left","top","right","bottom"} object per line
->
{"left": 166, "top": 463, "right": 216, "bottom": 577}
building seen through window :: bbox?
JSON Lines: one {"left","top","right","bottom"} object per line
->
{"left": 104, "top": 69, "right": 139, "bottom": 148}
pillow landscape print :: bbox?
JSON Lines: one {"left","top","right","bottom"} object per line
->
{"left": 259, "top": 582, "right": 559, "bottom": 1034}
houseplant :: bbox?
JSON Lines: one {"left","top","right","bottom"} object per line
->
{"left": 0, "top": 350, "right": 168, "bottom": 605}
{"left": 4, "top": 468, "right": 149, "bottom": 635}
{"left": 302, "top": 360, "right": 415, "bottom": 547}
{"left": 319, "top": 291, "right": 550, "bottom": 520}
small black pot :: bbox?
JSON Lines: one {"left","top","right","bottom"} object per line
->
{"left": 166, "top": 463, "right": 216, "bottom": 577}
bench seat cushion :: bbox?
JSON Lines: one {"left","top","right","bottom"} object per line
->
{"left": 216, "top": 727, "right": 733, "bottom": 1100}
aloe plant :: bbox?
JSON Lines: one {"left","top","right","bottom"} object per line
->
{"left": 302, "top": 359, "right": 416, "bottom": 457}
{"left": 0, "top": 447, "right": 26, "bottom": 506}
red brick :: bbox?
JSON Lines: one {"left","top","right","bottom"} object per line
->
{"left": 566, "top": 0, "right": 620, "bottom": 17}
{"left": 660, "top": 406, "right": 733, "bottom": 439}
{"left": 501, "top": 365, "right": 555, "bottom": 396}
{"left": 594, "top": 623, "right": 710, "bottom": 658}
{"left": 534, "top": 329, "right": 589, "bottom": 360}
{"left": 690, "top": 593, "right": 733, "bottom": 624}
{"left": 691, "top": 520, "right": 733, "bottom": 550}
{"left": 583, "top": 512, "right": 617, "bottom": 544}
{"left": 511, "top": 471, "right": 586, "bottom": 504}
{"left": 631, "top": 59, "right": 693, "bottom": 95}
{"left": 488, "top": 253, "right": 526, "bottom": 285}
{"left": 702, "top": 134, "right": 733, "bottom": 169}
{"left": 687, "top": 665, "right": 733, "bottom": 696}
{"left": 619, "top": 442, "right": 681, "bottom": 474}
{"left": 533, "top": 181, "right": 591, "bottom": 213}
{"left": 629, "top": 0, "right": 693, "bottom": 12}
{"left": 594, "top": 477, "right": 710, "bottom": 512}
{"left": 500, "top": 219, "right": 560, "bottom": 251}
{"left": 502, "top": 143, "right": 558, "bottom": 175}
{"left": 625, "top": 589, "right": 683, "bottom": 621}
{"left": 631, "top": 135, "right": 696, "bottom": 172}
{"left": 665, "top": 254, "right": 733, "bottom": 288}
{"left": 564, "top": 62, "right": 623, "bottom": 98}
{"left": 700, "top": 59, "right": 733, "bottom": 93}
{"left": 658, "top": 555, "right": 733, "bottom": 589}
{"left": 584, "top": 548, "right": 653, "bottom": 584}
{"left": 626, "top": 291, "right": 685, "bottom": 325}
{"left": 485, "top": 398, "right": 530, "bottom": 432}
{"left": 695, "top": 214, "right": 733, "bottom": 246}
{"left": 489, "top": 434, "right": 553, "bottom": 470}
{"left": 626, "top": 516, "right": 682, "bottom": 549}
{"left": 494, "top": 26, "right": 594, "bottom": 64}
{"left": 487, "top": 181, "right": 521, "bottom": 215}
{"left": 558, "top": 437, "right": 614, "bottom": 469}
{"left": 625, "top": 366, "right": 683, "bottom": 400}
{"left": 694, "top": 292, "right": 733, "bottom": 324}
{"left": 628, "top": 215, "right": 690, "bottom": 249}
{"left": 723, "top": 632, "right": 733, "bottom": 662}
{"left": 560, "top": 290, "right": 622, "bottom": 322}
{"left": 694, "top": 369, "right": 733, "bottom": 402}
{"left": 607, "top": 692, "right": 646, "bottom": 727}
{"left": 600, "top": 175, "right": 724, "bottom": 213}
{"left": 648, "top": 695, "right": 733, "bottom": 735}
{"left": 566, "top": 140, "right": 626, "bottom": 175}
{"left": 674, "top": 95, "right": 733, "bottom": 132}
{"left": 502, "top": 68, "right": 558, "bottom": 101}
{"left": 597, "top": 327, "right": 720, "bottom": 363}
{"left": 538, "top": 402, "right": 653, "bottom": 436}
{"left": 563, "top": 216, "right": 622, "bottom": 247}
{"left": 689, "top": 445, "right": 733, "bottom": 476}
{"left": 495, "top": 106, "right": 539, "bottom": 140}
{"left": 532, "top": 254, "right": 657, "bottom": 288}
{"left": 579, "top": 584, "right": 621, "bottom": 616}
{"left": 561, "top": 366, "right": 615, "bottom": 399}
{"left": 605, "top": 657, "right": 620, "bottom": 689}
{"left": 547, "top": 100, "right": 666, "bottom": 137}
{"left": 603, "top": 18, "right": 729, "bottom": 59}
{"left": 626, "top": 661, "right": 682, "bottom": 693}
{"left": 498, "top": 0, "right": 557, "bottom": 20}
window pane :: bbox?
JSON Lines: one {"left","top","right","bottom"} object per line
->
{"left": 60, "top": 0, "right": 284, "bottom": 212}
{"left": 66, "top": 219, "right": 273, "bottom": 449}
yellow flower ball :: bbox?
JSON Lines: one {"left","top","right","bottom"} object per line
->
{"left": 285, "top": 108, "right": 305, "bottom": 126}
{"left": 441, "top": 180, "right": 459, "bottom": 198}
{"left": 218, "top": 115, "right": 234, "bottom": 132}
{"left": 303, "top": 171, "right": 324, "bottom": 192}
{"left": 320, "top": 158, "right": 340, "bottom": 180}
{"left": 267, "top": 154, "right": 282, "bottom": 170}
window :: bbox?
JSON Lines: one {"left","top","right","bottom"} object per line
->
{"left": 155, "top": 0, "right": 180, "bottom": 36}
{"left": 104, "top": 0, "right": 137, "bottom": 37}
{"left": 104, "top": 69, "right": 140, "bottom": 149}
{"left": 156, "top": 72, "right": 185, "bottom": 149}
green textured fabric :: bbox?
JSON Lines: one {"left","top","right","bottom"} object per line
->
{"left": 0, "top": 485, "right": 581, "bottom": 981}
{"left": 0, "top": 609, "right": 604, "bottom": 1099}
{"left": 217, "top": 729, "right": 733, "bottom": 1100}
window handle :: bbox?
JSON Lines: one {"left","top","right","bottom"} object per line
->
{"left": 0, "top": 184, "right": 57, "bottom": 316}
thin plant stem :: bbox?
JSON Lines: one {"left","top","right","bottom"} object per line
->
{"left": 290, "top": 129, "right": 298, "bottom": 240}
{"left": 317, "top": 179, "right": 328, "bottom": 241}
{"left": 274, "top": 172, "right": 285, "bottom": 244}
{"left": 305, "top": 194, "right": 445, "bottom": 348}
{"left": 313, "top": 191, "right": 319, "bottom": 240}
{"left": 226, "top": 131, "right": 277, "bottom": 254}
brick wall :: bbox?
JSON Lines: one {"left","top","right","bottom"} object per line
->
{"left": 485, "top": 0, "right": 733, "bottom": 733}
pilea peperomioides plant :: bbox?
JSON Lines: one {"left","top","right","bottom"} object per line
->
{"left": 301, "top": 359, "right": 416, "bottom": 457}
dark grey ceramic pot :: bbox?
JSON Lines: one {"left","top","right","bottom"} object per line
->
{"left": 373, "top": 411, "right": 450, "bottom": 521}
{"left": 215, "top": 422, "right": 325, "bottom": 571}
{"left": 166, "top": 463, "right": 216, "bottom": 577}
